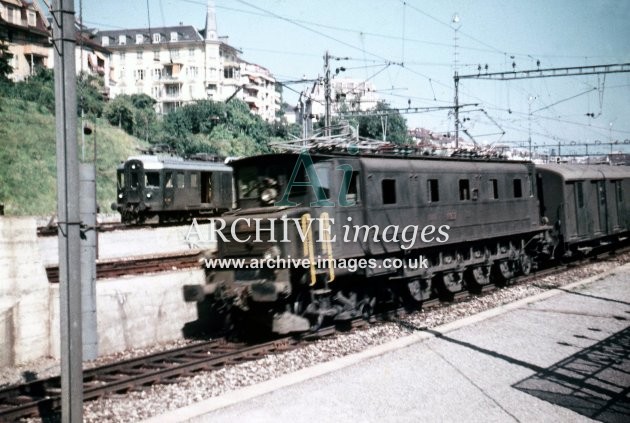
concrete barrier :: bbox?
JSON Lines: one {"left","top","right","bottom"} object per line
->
{"left": 0, "top": 217, "right": 51, "bottom": 366}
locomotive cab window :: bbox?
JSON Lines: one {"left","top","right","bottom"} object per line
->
{"left": 165, "top": 172, "right": 173, "bottom": 188}
{"left": 190, "top": 173, "right": 198, "bottom": 189}
{"left": 382, "top": 179, "right": 396, "bottom": 204}
{"left": 428, "top": 179, "right": 439, "bottom": 202}
{"left": 489, "top": 179, "right": 499, "bottom": 199}
{"left": 177, "top": 172, "right": 185, "bottom": 188}
{"left": 145, "top": 172, "right": 159, "bottom": 188}
{"left": 513, "top": 178, "right": 522, "bottom": 198}
{"left": 459, "top": 179, "right": 470, "bottom": 200}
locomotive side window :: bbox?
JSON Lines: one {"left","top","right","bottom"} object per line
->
{"left": 428, "top": 179, "right": 439, "bottom": 202}
{"left": 489, "top": 179, "right": 499, "bottom": 199}
{"left": 576, "top": 182, "right": 584, "bottom": 208}
{"left": 177, "top": 172, "right": 185, "bottom": 188}
{"left": 382, "top": 179, "right": 396, "bottom": 204}
{"left": 616, "top": 180, "right": 623, "bottom": 203}
{"left": 513, "top": 178, "right": 522, "bottom": 198}
{"left": 165, "top": 172, "right": 173, "bottom": 188}
{"left": 347, "top": 171, "right": 360, "bottom": 204}
{"left": 459, "top": 179, "right": 470, "bottom": 200}
{"left": 145, "top": 172, "right": 160, "bottom": 188}
{"left": 190, "top": 173, "right": 198, "bottom": 189}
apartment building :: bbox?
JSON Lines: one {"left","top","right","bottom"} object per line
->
{"left": 96, "top": 2, "right": 280, "bottom": 121}
{"left": 0, "top": 0, "right": 50, "bottom": 81}
{"left": 307, "top": 78, "right": 380, "bottom": 119}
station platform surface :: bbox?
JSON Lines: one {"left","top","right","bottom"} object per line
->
{"left": 148, "top": 264, "right": 630, "bottom": 423}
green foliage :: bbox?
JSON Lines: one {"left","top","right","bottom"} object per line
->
{"left": 77, "top": 72, "right": 105, "bottom": 117}
{"left": 0, "top": 42, "right": 13, "bottom": 82}
{"left": 103, "top": 95, "right": 135, "bottom": 133}
{"left": 0, "top": 97, "right": 143, "bottom": 215}
{"left": 6, "top": 68, "right": 56, "bottom": 113}
{"left": 354, "top": 101, "right": 411, "bottom": 144}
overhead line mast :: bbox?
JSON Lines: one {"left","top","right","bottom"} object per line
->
{"left": 454, "top": 62, "right": 630, "bottom": 155}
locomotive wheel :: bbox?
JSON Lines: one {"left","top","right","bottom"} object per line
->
{"left": 407, "top": 278, "right": 432, "bottom": 302}
{"left": 495, "top": 260, "right": 515, "bottom": 285}
{"left": 441, "top": 272, "right": 464, "bottom": 294}
{"left": 470, "top": 266, "right": 491, "bottom": 287}
{"left": 520, "top": 254, "right": 532, "bottom": 276}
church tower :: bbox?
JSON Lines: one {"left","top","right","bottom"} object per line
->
{"left": 204, "top": 0, "right": 218, "bottom": 41}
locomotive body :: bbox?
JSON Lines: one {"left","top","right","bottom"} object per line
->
{"left": 113, "top": 155, "right": 232, "bottom": 223}
{"left": 185, "top": 150, "right": 557, "bottom": 334}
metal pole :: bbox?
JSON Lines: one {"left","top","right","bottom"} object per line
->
{"left": 454, "top": 73, "right": 459, "bottom": 148}
{"left": 324, "top": 51, "right": 331, "bottom": 137}
{"left": 52, "top": 1, "right": 83, "bottom": 421}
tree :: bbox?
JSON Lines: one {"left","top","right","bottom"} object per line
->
{"left": 356, "top": 101, "right": 410, "bottom": 144}
{"left": 103, "top": 95, "right": 135, "bottom": 134}
{"left": 77, "top": 72, "right": 105, "bottom": 117}
{"left": 0, "top": 41, "right": 13, "bottom": 82}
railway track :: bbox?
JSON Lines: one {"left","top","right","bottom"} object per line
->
{"left": 44, "top": 251, "right": 202, "bottom": 283}
{"left": 0, "top": 338, "right": 300, "bottom": 421}
{"left": 37, "top": 219, "right": 217, "bottom": 237}
{"left": 2, "top": 248, "right": 626, "bottom": 421}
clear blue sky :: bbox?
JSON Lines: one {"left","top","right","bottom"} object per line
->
{"left": 54, "top": 0, "right": 630, "bottom": 154}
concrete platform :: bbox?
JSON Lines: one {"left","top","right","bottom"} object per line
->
{"left": 146, "top": 264, "right": 630, "bottom": 423}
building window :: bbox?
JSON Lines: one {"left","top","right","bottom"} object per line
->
{"left": 152, "top": 86, "right": 160, "bottom": 98}
{"left": 152, "top": 33, "right": 161, "bottom": 43}
{"left": 172, "top": 49, "right": 180, "bottom": 58}
{"left": 459, "top": 179, "right": 470, "bottom": 200}
{"left": 382, "top": 179, "right": 396, "bottom": 204}
{"left": 137, "top": 51, "right": 143, "bottom": 60}
{"left": 119, "top": 52, "right": 126, "bottom": 62}
{"left": 102, "top": 36, "right": 109, "bottom": 46}
{"left": 170, "top": 31, "right": 178, "bottom": 42}
{"left": 118, "top": 35, "right": 127, "bottom": 45}
{"left": 489, "top": 179, "right": 499, "bottom": 199}
{"left": 153, "top": 50, "right": 160, "bottom": 61}
{"left": 134, "top": 69, "right": 145, "bottom": 80}
{"left": 27, "top": 11, "right": 36, "bottom": 26}
{"left": 152, "top": 68, "right": 162, "bottom": 79}
{"left": 428, "top": 179, "right": 439, "bottom": 202}
{"left": 513, "top": 178, "right": 523, "bottom": 198}
{"left": 136, "top": 34, "right": 144, "bottom": 44}
{"left": 189, "top": 48, "right": 195, "bottom": 57}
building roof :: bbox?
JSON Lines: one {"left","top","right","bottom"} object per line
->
{"left": 97, "top": 25, "right": 203, "bottom": 44}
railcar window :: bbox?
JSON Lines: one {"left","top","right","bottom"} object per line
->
{"left": 177, "top": 172, "right": 185, "bottom": 188}
{"left": 131, "top": 172, "right": 139, "bottom": 189}
{"left": 428, "top": 179, "right": 439, "bottom": 202}
{"left": 117, "top": 172, "right": 125, "bottom": 190}
{"left": 576, "top": 182, "right": 584, "bottom": 208}
{"left": 616, "top": 181, "right": 623, "bottom": 203}
{"left": 190, "top": 173, "right": 198, "bottom": 189}
{"left": 382, "top": 179, "right": 396, "bottom": 204}
{"left": 513, "top": 178, "right": 522, "bottom": 198}
{"left": 459, "top": 179, "right": 470, "bottom": 200}
{"left": 489, "top": 179, "right": 499, "bottom": 199}
{"left": 165, "top": 172, "right": 173, "bottom": 188}
{"left": 145, "top": 172, "right": 160, "bottom": 188}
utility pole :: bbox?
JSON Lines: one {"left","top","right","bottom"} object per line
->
{"left": 52, "top": 1, "right": 83, "bottom": 421}
{"left": 324, "top": 50, "right": 331, "bottom": 137}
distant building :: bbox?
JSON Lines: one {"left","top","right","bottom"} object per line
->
{"left": 0, "top": 0, "right": 50, "bottom": 81}
{"left": 95, "top": 1, "right": 280, "bottom": 120}
{"left": 306, "top": 78, "right": 379, "bottom": 119}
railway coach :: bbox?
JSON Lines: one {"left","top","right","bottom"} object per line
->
{"left": 113, "top": 155, "right": 232, "bottom": 224}
{"left": 537, "top": 164, "right": 630, "bottom": 257}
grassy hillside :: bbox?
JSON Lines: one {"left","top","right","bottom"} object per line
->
{"left": 0, "top": 97, "right": 145, "bottom": 216}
